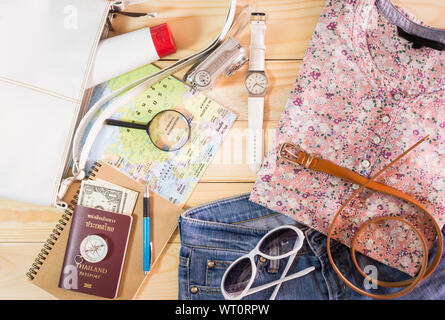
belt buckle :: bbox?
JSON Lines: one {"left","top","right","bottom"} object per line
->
{"left": 279, "top": 143, "right": 314, "bottom": 169}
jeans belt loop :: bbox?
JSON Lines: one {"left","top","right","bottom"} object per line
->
{"left": 267, "top": 240, "right": 280, "bottom": 274}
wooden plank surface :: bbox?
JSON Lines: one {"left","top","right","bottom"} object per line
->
{"left": 0, "top": 0, "right": 443, "bottom": 300}
{"left": 0, "top": 244, "right": 56, "bottom": 300}
{"left": 110, "top": 0, "right": 326, "bottom": 60}
{"left": 155, "top": 60, "right": 302, "bottom": 121}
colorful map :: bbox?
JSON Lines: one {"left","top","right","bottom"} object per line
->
{"left": 85, "top": 64, "right": 237, "bottom": 205}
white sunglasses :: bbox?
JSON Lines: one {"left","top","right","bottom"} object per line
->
{"left": 221, "top": 225, "right": 315, "bottom": 300}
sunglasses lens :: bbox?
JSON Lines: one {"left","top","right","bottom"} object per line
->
{"left": 259, "top": 228, "right": 300, "bottom": 257}
{"left": 223, "top": 257, "right": 252, "bottom": 298}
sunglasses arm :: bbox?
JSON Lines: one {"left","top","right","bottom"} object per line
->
{"left": 243, "top": 266, "right": 315, "bottom": 298}
{"left": 269, "top": 239, "right": 304, "bottom": 299}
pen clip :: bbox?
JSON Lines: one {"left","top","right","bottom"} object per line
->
{"left": 150, "top": 242, "right": 153, "bottom": 265}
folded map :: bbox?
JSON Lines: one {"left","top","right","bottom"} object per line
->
{"left": 84, "top": 64, "right": 237, "bottom": 206}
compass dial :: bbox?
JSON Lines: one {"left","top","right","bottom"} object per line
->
{"left": 79, "top": 235, "right": 108, "bottom": 263}
{"left": 194, "top": 70, "right": 211, "bottom": 87}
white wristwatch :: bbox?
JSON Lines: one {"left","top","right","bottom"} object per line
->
{"left": 245, "top": 12, "right": 268, "bottom": 173}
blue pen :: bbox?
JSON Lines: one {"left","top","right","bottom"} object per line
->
{"left": 143, "top": 185, "right": 151, "bottom": 274}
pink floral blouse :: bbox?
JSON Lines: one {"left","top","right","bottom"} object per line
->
{"left": 250, "top": 0, "right": 445, "bottom": 275}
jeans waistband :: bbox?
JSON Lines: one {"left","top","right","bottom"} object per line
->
{"left": 178, "top": 193, "right": 340, "bottom": 255}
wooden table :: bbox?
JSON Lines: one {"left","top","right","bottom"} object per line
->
{"left": 0, "top": 0, "right": 443, "bottom": 300}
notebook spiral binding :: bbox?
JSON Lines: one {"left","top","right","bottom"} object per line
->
{"left": 26, "top": 162, "right": 103, "bottom": 280}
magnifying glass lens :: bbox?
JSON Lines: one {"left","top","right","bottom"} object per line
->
{"left": 147, "top": 110, "right": 190, "bottom": 151}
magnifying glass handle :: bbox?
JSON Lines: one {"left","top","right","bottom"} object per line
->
{"left": 105, "top": 119, "right": 147, "bottom": 130}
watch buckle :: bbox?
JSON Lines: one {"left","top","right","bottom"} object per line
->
{"left": 251, "top": 12, "right": 266, "bottom": 23}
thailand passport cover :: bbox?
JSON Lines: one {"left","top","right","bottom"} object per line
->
{"left": 58, "top": 205, "right": 132, "bottom": 299}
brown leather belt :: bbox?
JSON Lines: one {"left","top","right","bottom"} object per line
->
{"left": 279, "top": 136, "right": 443, "bottom": 299}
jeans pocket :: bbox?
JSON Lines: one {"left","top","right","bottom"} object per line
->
{"left": 205, "top": 259, "right": 233, "bottom": 288}
{"left": 178, "top": 246, "right": 191, "bottom": 300}
{"left": 186, "top": 247, "right": 246, "bottom": 300}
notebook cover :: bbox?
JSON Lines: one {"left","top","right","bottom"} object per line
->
{"left": 58, "top": 205, "right": 132, "bottom": 299}
{"left": 27, "top": 161, "right": 183, "bottom": 299}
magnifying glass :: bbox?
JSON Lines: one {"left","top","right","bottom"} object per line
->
{"left": 105, "top": 109, "right": 191, "bottom": 152}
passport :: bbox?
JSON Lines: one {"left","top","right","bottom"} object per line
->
{"left": 58, "top": 205, "right": 132, "bottom": 299}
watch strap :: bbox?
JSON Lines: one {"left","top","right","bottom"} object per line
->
{"left": 247, "top": 96, "right": 264, "bottom": 173}
{"left": 249, "top": 16, "right": 266, "bottom": 71}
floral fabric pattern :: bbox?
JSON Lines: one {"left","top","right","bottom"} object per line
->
{"left": 250, "top": 0, "right": 445, "bottom": 275}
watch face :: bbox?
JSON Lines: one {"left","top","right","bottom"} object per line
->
{"left": 80, "top": 235, "right": 108, "bottom": 263}
{"left": 245, "top": 72, "right": 268, "bottom": 95}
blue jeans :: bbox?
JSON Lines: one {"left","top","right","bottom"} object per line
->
{"left": 178, "top": 194, "right": 445, "bottom": 300}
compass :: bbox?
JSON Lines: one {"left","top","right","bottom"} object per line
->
{"left": 79, "top": 235, "right": 108, "bottom": 263}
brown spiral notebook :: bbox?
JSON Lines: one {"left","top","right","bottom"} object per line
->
{"left": 26, "top": 160, "right": 183, "bottom": 300}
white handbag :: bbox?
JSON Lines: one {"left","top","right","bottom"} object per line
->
{"left": 0, "top": 0, "right": 238, "bottom": 207}
{"left": 0, "top": 0, "right": 124, "bottom": 206}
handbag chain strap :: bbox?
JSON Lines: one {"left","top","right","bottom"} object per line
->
{"left": 56, "top": 0, "right": 240, "bottom": 208}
